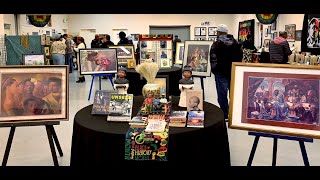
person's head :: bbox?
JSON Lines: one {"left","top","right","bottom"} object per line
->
{"left": 217, "top": 24, "right": 228, "bottom": 36}
{"left": 274, "top": 89, "right": 279, "bottom": 96}
{"left": 2, "top": 78, "right": 17, "bottom": 94}
{"left": 189, "top": 96, "right": 200, "bottom": 108}
{"left": 62, "top": 34, "right": 68, "bottom": 39}
{"left": 182, "top": 66, "right": 193, "bottom": 79}
{"left": 294, "top": 84, "right": 298, "bottom": 90}
{"left": 77, "top": 37, "right": 85, "bottom": 44}
{"left": 23, "top": 98, "right": 38, "bottom": 114}
{"left": 48, "top": 77, "right": 61, "bottom": 94}
{"left": 279, "top": 31, "right": 288, "bottom": 39}
{"left": 23, "top": 79, "right": 35, "bottom": 94}
{"left": 117, "top": 67, "right": 127, "bottom": 78}
{"left": 175, "top": 35, "right": 179, "bottom": 40}
{"left": 247, "top": 34, "right": 253, "bottom": 41}
{"left": 105, "top": 34, "right": 111, "bottom": 41}
{"left": 95, "top": 34, "right": 99, "bottom": 40}
{"left": 119, "top": 31, "right": 126, "bottom": 39}
{"left": 162, "top": 51, "right": 165, "bottom": 54}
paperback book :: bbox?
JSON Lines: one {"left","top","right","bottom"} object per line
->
{"left": 91, "top": 90, "right": 117, "bottom": 115}
{"left": 187, "top": 111, "right": 204, "bottom": 128}
{"left": 107, "top": 94, "right": 133, "bottom": 122}
{"left": 169, "top": 111, "right": 187, "bottom": 127}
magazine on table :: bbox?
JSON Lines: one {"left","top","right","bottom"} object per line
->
{"left": 107, "top": 94, "right": 134, "bottom": 122}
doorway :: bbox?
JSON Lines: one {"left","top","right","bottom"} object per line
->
{"left": 149, "top": 25, "right": 190, "bottom": 42}
{"left": 79, "top": 29, "right": 96, "bottom": 48}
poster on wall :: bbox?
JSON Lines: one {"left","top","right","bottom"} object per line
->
{"left": 238, "top": 19, "right": 255, "bottom": 44}
{"left": 301, "top": 14, "right": 320, "bottom": 54}
{"left": 285, "top": 24, "right": 296, "bottom": 42}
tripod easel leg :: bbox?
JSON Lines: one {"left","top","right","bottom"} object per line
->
{"left": 272, "top": 138, "right": 278, "bottom": 166}
{"left": 2, "top": 127, "right": 16, "bottom": 166}
{"left": 88, "top": 75, "right": 95, "bottom": 100}
{"left": 299, "top": 141, "right": 310, "bottom": 166}
{"left": 45, "top": 125, "right": 59, "bottom": 166}
{"left": 49, "top": 125, "right": 63, "bottom": 157}
{"left": 247, "top": 135, "right": 260, "bottom": 166}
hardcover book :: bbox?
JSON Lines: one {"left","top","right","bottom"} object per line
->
{"left": 107, "top": 94, "right": 134, "bottom": 122}
{"left": 145, "top": 120, "right": 167, "bottom": 133}
{"left": 186, "top": 89, "right": 203, "bottom": 112}
{"left": 187, "top": 111, "right": 204, "bottom": 128}
{"left": 91, "top": 90, "right": 117, "bottom": 115}
{"left": 169, "top": 111, "right": 187, "bottom": 127}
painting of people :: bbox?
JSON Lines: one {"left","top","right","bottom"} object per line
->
{"left": 0, "top": 66, "right": 68, "bottom": 122}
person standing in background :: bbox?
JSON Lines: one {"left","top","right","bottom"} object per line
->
{"left": 210, "top": 24, "right": 243, "bottom": 121}
{"left": 172, "top": 35, "right": 181, "bottom": 62}
{"left": 91, "top": 34, "right": 102, "bottom": 48}
{"left": 100, "top": 34, "right": 115, "bottom": 48}
{"left": 63, "top": 34, "right": 74, "bottom": 73}
{"left": 73, "top": 37, "right": 87, "bottom": 83}
{"left": 51, "top": 34, "right": 66, "bottom": 65}
{"left": 269, "top": 31, "right": 292, "bottom": 64}
{"left": 118, "top": 31, "right": 133, "bottom": 45}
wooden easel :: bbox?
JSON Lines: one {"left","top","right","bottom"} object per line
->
{"left": 1, "top": 121, "right": 63, "bottom": 166}
{"left": 88, "top": 74, "right": 114, "bottom": 100}
{"left": 247, "top": 131, "right": 313, "bottom": 166}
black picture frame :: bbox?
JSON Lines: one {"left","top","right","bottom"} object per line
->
{"left": 295, "top": 30, "right": 302, "bottom": 41}
{"left": 208, "top": 27, "right": 217, "bottom": 36}
{"left": 194, "top": 27, "right": 201, "bottom": 36}
{"left": 155, "top": 74, "right": 169, "bottom": 97}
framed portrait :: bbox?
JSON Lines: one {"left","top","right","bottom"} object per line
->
{"left": 200, "top": 27, "right": 207, "bottom": 36}
{"left": 285, "top": 24, "right": 296, "bottom": 42}
{"left": 229, "top": 62, "right": 320, "bottom": 139}
{"left": 183, "top": 40, "right": 211, "bottom": 77}
{"left": 238, "top": 19, "right": 255, "bottom": 44}
{"left": 186, "top": 89, "right": 203, "bottom": 112}
{"left": 271, "top": 20, "right": 277, "bottom": 30}
{"left": 295, "top": 30, "right": 302, "bottom": 41}
{"left": 263, "top": 39, "right": 271, "bottom": 49}
{"left": 130, "top": 34, "right": 140, "bottom": 41}
{"left": 208, "top": 27, "right": 217, "bottom": 36}
{"left": 22, "top": 54, "right": 45, "bottom": 65}
{"left": 154, "top": 75, "right": 169, "bottom": 97}
{"left": 79, "top": 48, "right": 118, "bottom": 75}
{"left": 44, "top": 46, "right": 50, "bottom": 56}
{"left": 194, "top": 27, "right": 201, "bottom": 36}
{"left": 0, "top": 65, "right": 69, "bottom": 122}
{"left": 127, "top": 59, "right": 136, "bottom": 69}
{"left": 273, "top": 32, "right": 278, "bottom": 38}
{"left": 159, "top": 58, "right": 171, "bottom": 69}
{"left": 175, "top": 42, "right": 184, "bottom": 65}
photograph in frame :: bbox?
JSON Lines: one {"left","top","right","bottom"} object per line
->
{"left": 295, "top": 30, "right": 302, "bottom": 41}
{"left": 200, "top": 27, "right": 207, "bottom": 36}
{"left": 79, "top": 49, "right": 118, "bottom": 75}
{"left": 175, "top": 42, "right": 184, "bottom": 65}
{"left": 285, "top": 24, "right": 296, "bottom": 42}
{"left": 0, "top": 65, "right": 68, "bottom": 122}
{"left": 194, "top": 27, "right": 201, "bottom": 36}
{"left": 127, "top": 59, "right": 136, "bottom": 69}
{"left": 229, "top": 62, "right": 320, "bottom": 139}
{"left": 44, "top": 46, "right": 50, "bottom": 56}
{"left": 154, "top": 75, "right": 169, "bottom": 97}
{"left": 183, "top": 40, "right": 211, "bottom": 77}
{"left": 186, "top": 89, "right": 203, "bottom": 112}
{"left": 22, "top": 54, "right": 45, "bottom": 65}
{"left": 208, "top": 27, "right": 217, "bottom": 36}
{"left": 160, "top": 58, "right": 171, "bottom": 68}
{"left": 109, "top": 45, "right": 134, "bottom": 59}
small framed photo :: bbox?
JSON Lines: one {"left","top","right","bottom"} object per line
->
{"left": 22, "top": 54, "right": 45, "bottom": 65}
{"left": 271, "top": 20, "right": 277, "bottom": 30}
{"left": 295, "top": 30, "right": 302, "bottom": 41}
{"left": 208, "top": 27, "right": 217, "bottom": 36}
{"left": 263, "top": 39, "right": 271, "bottom": 49}
{"left": 127, "top": 59, "right": 136, "bottom": 69}
{"left": 154, "top": 75, "right": 169, "bottom": 97}
{"left": 194, "top": 27, "right": 201, "bottom": 36}
{"left": 200, "top": 27, "right": 207, "bottom": 36}
{"left": 159, "top": 58, "right": 171, "bottom": 68}
{"left": 175, "top": 42, "right": 184, "bottom": 65}
{"left": 268, "top": 26, "right": 271, "bottom": 34}
{"left": 44, "top": 46, "right": 50, "bottom": 56}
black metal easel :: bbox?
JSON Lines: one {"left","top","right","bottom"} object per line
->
{"left": 1, "top": 121, "right": 63, "bottom": 166}
{"left": 247, "top": 131, "right": 313, "bottom": 166}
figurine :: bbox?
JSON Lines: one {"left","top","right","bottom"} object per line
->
{"left": 179, "top": 66, "right": 194, "bottom": 107}
{"left": 160, "top": 93, "right": 168, "bottom": 104}
{"left": 144, "top": 93, "right": 155, "bottom": 113}
{"left": 152, "top": 99, "right": 163, "bottom": 114}
{"left": 114, "top": 67, "right": 129, "bottom": 94}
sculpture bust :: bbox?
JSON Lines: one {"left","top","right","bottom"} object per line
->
{"left": 114, "top": 67, "right": 129, "bottom": 94}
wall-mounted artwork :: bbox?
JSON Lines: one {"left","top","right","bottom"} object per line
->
{"left": 238, "top": 19, "right": 255, "bottom": 44}
{"left": 285, "top": 24, "right": 296, "bottom": 42}
{"left": 22, "top": 54, "right": 45, "bottom": 65}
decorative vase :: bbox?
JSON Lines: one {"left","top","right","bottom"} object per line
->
{"left": 142, "top": 83, "right": 160, "bottom": 98}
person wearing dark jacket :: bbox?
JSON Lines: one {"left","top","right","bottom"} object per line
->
{"left": 117, "top": 31, "right": 133, "bottom": 45}
{"left": 210, "top": 24, "right": 243, "bottom": 121}
{"left": 269, "top": 31, "right": 292, "bottom": 64}
{"left": 91, "top": 34, "right": 102, "bottom": 48}
{"left": 242, "top": 34, "right": 257, "bottom": 52}
{"left": 101, "top": 34, "right": 115, "bottom": 48}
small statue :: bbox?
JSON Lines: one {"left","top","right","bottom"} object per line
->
{"left": 179, "top": 66, "right": 194, "bottom": 107}
{"left": 144, "top": 93, "right": 155, "bottom": 114}
{"left": 152, "top": 99, "right": 163, "bottom": 114}
{"left": 114, "top": 67, "right": 129, "bottom": 94}
{"left": 159, "top": 93, "right": 168, "bottom": 104}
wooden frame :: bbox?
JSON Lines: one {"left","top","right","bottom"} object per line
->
{"left": 208, "top": 27, "right": 217, "bottom": 36}
{"left": 79, "top": 48, "right": 118, "bottom": 75}
{"left": 285, "top": 24, "right": 296, "bottom": 42}
{"left": 183, "top": 40, "right": 211, "bottom": 77}
{"left": 44, "top": 46, "right": 50, "bottom": 56}
{"left": 22, "top": 54, "right": 45, "bottom": 65}
{"left": 127, "top": 59, "right": 136, "bottom": 69}
{"left": 175, "top": 42, "right": 184, "bottom": 65}
{"left": 109, "top": 45, "right": 135, "bottom": 66}
{"left": 154, "top": 75, "right": 169, "bottom": 97}
{"left": 229, "top": 62, "right": 320, "bottom": 139}
{"left": 0, "top": 65, "right": 69, "bottom": 122}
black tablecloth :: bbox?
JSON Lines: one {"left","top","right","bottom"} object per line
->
{"left": 70, "top": 96, "right": 230, "bottom": 167}
{"left": 126, "top": 66, "right": 182, "bottom": 96}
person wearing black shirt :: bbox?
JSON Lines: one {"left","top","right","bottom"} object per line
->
{"left": 101, "top": 35, "right": 115, "bottom": 48}
{"left": 91, "top": 34, "right": 102, "bottom": 48}
{"left": 117, "top": 31, "right": 133, "bottom": 45}
{"left": 242, "top": 34, "right": 257, "bottom": 52}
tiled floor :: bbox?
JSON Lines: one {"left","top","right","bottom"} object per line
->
{"left": 0, "top": 71, "right": 320, "bottom": 166}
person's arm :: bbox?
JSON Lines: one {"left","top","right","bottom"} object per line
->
{"left": 283, "top": 41, "right": 292, "bottom": 56}
{"left": 209, "top": 42, "right": 218, "bottom": 69}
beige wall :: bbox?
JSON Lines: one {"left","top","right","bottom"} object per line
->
{"left": 0, "top": 14, "right": 4, "bottom": 35}
{"left": 3, "top": 14, "right": 16, "bottom": 35}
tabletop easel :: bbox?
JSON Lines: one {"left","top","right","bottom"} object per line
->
{"left": 88, "top": 74, "right": 114, "bottom": 100}
{"left": 0, "top": 121, "right": 63, "bottom": 166}
{"left": 247, "top": 131, "right": 313, "bottom": 166}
